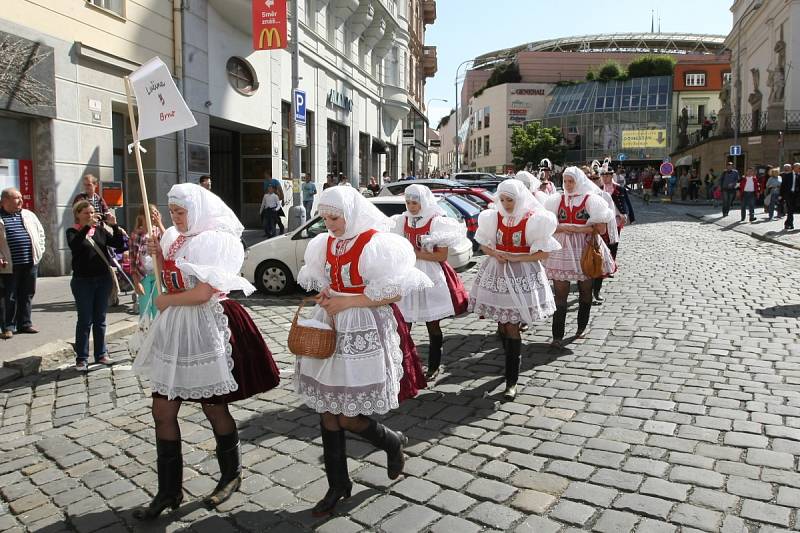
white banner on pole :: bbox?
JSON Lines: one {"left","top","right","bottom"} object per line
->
{"left": 128, "top": 57, "right": 197, "bottom": 141}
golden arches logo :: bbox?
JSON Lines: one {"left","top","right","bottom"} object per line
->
{"left": 259, "top": 27, "right": 281, "bottom": 49}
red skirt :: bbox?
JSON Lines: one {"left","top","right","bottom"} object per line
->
{"left": 441, "top": 261, "right": 469, "bottom": 317}
{"left": 153, "top": 299, "right": 280, "bottom": 404}
{"left": 391, "top": 304, "right": 427, "bottom": 402}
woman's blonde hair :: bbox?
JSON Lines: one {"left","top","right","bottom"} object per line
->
{"left": 135, "top": 204, "right": 158, "bottom": 230}
{"left": 73, "top": 200, "right": 92, "bottom": 223}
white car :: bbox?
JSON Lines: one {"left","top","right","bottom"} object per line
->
{"left": 241, "top": 196, "right": 473, "bottom": 295}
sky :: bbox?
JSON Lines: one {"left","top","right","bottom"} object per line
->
{"left": 424, "top": 0, "right": 735, "bottom": 127}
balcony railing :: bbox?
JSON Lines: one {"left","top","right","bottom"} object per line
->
{"left": 423, "top": 46, "right": 437, "bottom": 78}
{"left": 423, "top": 0, "right": 436, "bottom": 25}
{"left": 677, "top": 110, "right": 800, "bottom": 151}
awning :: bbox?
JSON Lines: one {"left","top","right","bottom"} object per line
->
{"left": 372, "top": 138, "right": 388, "bottom": 154}
{"left": 675, "top": 155, "right": 694, "bottom": 166}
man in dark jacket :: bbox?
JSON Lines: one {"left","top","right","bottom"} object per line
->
{"left": 780, "top": 163, "right": 800, "bottom": 230}
{"left": 719, "top": 162, "right": 740, "bottom": 217}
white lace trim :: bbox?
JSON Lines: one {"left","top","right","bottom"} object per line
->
{"left": 469, "top": 300, "right": 556, "bottom": 325}
{"left": 364, "top": 274, "right": 432, "bottom": 301}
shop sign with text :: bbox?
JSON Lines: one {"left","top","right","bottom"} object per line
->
{"left": 252, "top": 0, "right": 288, "bottom": 51}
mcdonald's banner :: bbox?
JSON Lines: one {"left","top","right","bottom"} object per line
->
{"left": 252, "top": 0, "right": 288, "bottom": 51}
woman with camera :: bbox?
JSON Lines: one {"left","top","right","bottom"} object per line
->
{"left": 67, "top": 201, "right": 126, "bottom": 371}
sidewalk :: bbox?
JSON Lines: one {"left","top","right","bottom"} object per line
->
{"left": 684, "top": 205, "right": 800, "bottom": 250}
{"left": 0, "top": 276, "right": 138, "bottom": 383}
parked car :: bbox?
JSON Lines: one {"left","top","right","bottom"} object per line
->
{"left": 431, "top": 188, "right": 494, "bottom": 210}
{"left": 453, "top": 172, "right": 497, "bottom": 182}
{"left": 378, "top": 179, "right": 464, "bottom": 196}
{"left": 242, "top": 196, "right": 473, "bottom": 295}
{"left": 437, "top": 194, "right": 482, "bottom": 249}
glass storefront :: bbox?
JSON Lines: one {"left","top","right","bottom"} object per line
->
{"left": 327, "top": 119, "right": 348, "bottom": 178}
{"left": 543, "top": 76, "right": 673, "bottom": 163}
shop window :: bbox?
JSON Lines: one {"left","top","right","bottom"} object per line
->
{"left": 86, "top": 0, "right": 125, "bottom": 17}
{"left": 359, "top": 133, "right": 370, "bottom": 185}
{"left": 327, "top": 120, "right": 349, "bottom": 178}
{"left": 685, "top": 73, "right": 706, "bottom": 87}
{"left": 226, "top": 57, "right": 258, "bottom": 95}
{"left": 723, "top": 72, "right": 732, "bottom": 84}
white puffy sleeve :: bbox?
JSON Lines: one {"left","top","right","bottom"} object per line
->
{"left": 525, "top": 210, "right": 562, "bottom": 253}
{"left": 159, "top": 226, "right": 179, "bottom": 256}
{"left": 297, "top": 233, "right": 329, "bottom": 292}
{"left": 474, "top": 209, "right": 499, "bottom": 247}
{"left": 586, "top": 194, "right": 615, "bottom": 224}
{"left": 359, "top": 233, "right": 433, "bottom": 301}
{"left": 543, "top": 194, "right": 562, "bottom": 216}
{"left": 422, "top": 216, "right": 467, "bottom": 249}
{"left": 177, "top": 231, "right": 256, "bottom": 295}
{"left": 533, "top": 190, "right": 551, "bottom": 205}
{"left": 388, "top": 214, "right": 406, "bottom": 236}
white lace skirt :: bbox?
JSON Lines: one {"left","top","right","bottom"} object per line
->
{"left": 294, "top": 299, "right": 404, "bottom": 417}
{"left": 132, "top": 299, "right": 238, "bottom": 400}
{"left": 468, "top": 257, "right": 555, "bottom": 325}
{"left": 545, "top": 232, "right": 615, "bottom": 281}
{"left": 396, "top": 259, "right": 455, "bottom": 323}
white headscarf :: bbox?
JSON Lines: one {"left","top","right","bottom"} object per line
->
{"left": 514, "top": 170, "right": 542, "bottom": 193}
{"left": 404, "top": 184, "right": 445, "bottom": 224}
{"left": 167, "top": 183, "right": 244, "bottom": 237}
{"left": 495, "top": 179, "right": 543, "bottom": 220}
{"left": 562, "top": 166, "right": 602, "bottom": 197}
{"left": 316, "top": 185, "right": 390, "bottom": 240}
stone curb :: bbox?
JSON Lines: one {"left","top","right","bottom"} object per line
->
{"left": 686, "top": 212, "right": 800, "bottom": 252}
{"left": 0, "top": 318, "right": 139, "bottom": 386}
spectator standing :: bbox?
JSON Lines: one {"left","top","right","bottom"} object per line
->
{"left": 382, "top": 170, "right": 391, "bottom": 184}
{"left": 739, "top": 167, "right": 760, "bottom": 222}
{"left": 678, "top": 171, "right": 689, "bottom": 201}
{"left": 322, "top": 174, "right": 335, "bottom": 190}
{"left": 73, "top": 174, "right": 109, "bottom": 216}
{"left": 130, "top": 204, "right": 165, "bottom": 318}
{"left": 780, "top": 163, "right": 800, "bottom": 230}
{"left": 260, "top": 186, "right": 280, "bottom": 238}
{"left": 765, "top": 168, "right": 782, "bottom": 221}
{"left": 198, "top": 176, "right": 212, "bottom": 190}
{"left": 704, "top": 168, "right": 717, "bottom": 200}
{"left": 688, "top": 170, "right": 701, "bottom": 201}
{"left": 67, "top": 201, "right": 125, "bottom": 370}
{"left": 642, "top": 172, "right": 654, "bottom": 204}
{"left": 301, "top": 175, "right": 317, "bottom": 218}
{"left": 668, "top": 173, "right": 678, "bottom": 199}
{"left": 366, "top": 177, "right": 380, "bottom": 196}
{"left": 719, "top": 162, "right": 740, "bottom": 217}
{"left": 0, "top": 188, "right": 46, "bottom": 339}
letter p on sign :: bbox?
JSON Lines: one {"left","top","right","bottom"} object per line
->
{"left": 293, "top": 89, "right": 306, "bottom": 124}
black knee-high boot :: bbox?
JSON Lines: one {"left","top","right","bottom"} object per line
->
{"left": 134, "top": 439, "right": 183, "bottom": 520}
{"left": 426, "top": 333, "right": 444, "bottom": 380}
{"left": 552, "top": 306, "right": 567, "bottom": 344}
{"left": 503, "top": 338, "right": 522, "bottom": 400}
{"left": 312, "top": 425, "right": 352, "bottom": 517}
{"left": 357, "top": 417, "right": 408, "bottom": 479}
{"left": 592, "top": 278, "right": 604, "bottom": 302}
{"left": 576, "top": 302, "right": 592, "bottom": 336}
{"left": 204, "top": 431, "right": 242, "bottom": 507}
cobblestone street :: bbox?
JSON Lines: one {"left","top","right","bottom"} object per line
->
{"left": 1, "top": 201, "right": 799, "bottom": 533}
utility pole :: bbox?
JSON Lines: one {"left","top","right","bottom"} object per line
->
{"left": 288, "top": 0, "right": 304, "bottom": 230}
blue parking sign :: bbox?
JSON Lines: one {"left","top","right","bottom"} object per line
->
{"left": 293, "top": 89, "right": 306, "bottom": 124}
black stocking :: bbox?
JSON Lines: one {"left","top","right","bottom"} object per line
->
{"left": 152, "top": 397, "right": 182, "bottom": 441}
{"left": 202, "top": 403, "right": 236, "bottom": 436}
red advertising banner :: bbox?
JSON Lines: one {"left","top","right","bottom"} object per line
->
{"left": 252, "top": 0, "right": 288, "bottom": 51}
{"left": 18, "top": 160, "right": 34, "bottom": 210}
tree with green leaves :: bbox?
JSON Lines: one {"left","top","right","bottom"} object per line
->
{"left": 510, "top": 122, "right": 566, "bottom": 170}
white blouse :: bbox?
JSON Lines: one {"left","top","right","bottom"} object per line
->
{"left": 543, "top": 193, "right": 615, "bottom": 225}
{"left": 474, "top": 208, "right": 562, "bottom": 253}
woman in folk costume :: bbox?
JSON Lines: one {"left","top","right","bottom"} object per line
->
{"left": 592, "top": 162, "right": 632, "bottom": 303}
{"left": 538, "top": 158, "right": 557, "bottom": 195}
{"left": 469, "top": 180, "right": 560, "bottom": 400}
{"left": 390, "top": 184, "right": 469, "bottom": 380}
{"left": 132, "top": 184, "right": 280, "bottom": 520}
{"left": 295, "top": 186, "right": 432, "bottom": 516}
{"left": 544, "top": 166, "right": 615, "bottom": 347}
{"left": 515, "top": 170, "right": 552, "bottom": 204}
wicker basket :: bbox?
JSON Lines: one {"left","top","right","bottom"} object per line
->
{"left": 288, "top": 297, "right": 336, "bottom": 358}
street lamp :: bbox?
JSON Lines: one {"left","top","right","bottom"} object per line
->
{"left": 732, "top": 0, "right": 762, "bottom": 170}
{"left": 425, "top": 98, "right": 447, "bottom": 177}
{"left": 454, "top": 59, "right": 473, "bottom": 172}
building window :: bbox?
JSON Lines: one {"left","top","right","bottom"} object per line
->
{"left": 484, "top": 107, "right": 490, "bottom": 128}
{"left": 484, "top": 135, "right": 490, "bottom": 155}
{"left": 86, "top": 0, "right": 124, "bottom": 17}
{"left": 685, "top": 73, "right": 706, "bottom": 87}
{"left": 722, "top": 72, "right": 732, "bottom": 84}
{"left": 477, "top": 137, "right": 482, "bottom": 157}
{"left": 226, "top": 57, "right": 258, "bottom": 95}
{"left": 305, "top": 0, "right": 314, "bottom": 27}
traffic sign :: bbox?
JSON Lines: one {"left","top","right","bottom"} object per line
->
{"left": 663, "top": 156, "right": 671, "bottom": 163}
{"left": 617, "top": 153, "right": 627, "bottom": 161}
{"left": 730, "top": 144, "right": 742, "bottom": 156}
{"left": 659, "top": 162, "right": 674, "bottom": 176}
{"left": 293, "top": 89, "right": 306, "bottom": 124}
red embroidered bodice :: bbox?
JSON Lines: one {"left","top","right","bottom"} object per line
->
{"left": 403, "top": 216, "right": 435, "bottom": 250}
{"left": 495, "top": 212, "right": 532, "bottom": 253}
{"left": 162, "top": 235, "right": 188, "bottom": 294}
{"left": 558, "top": 195, "right": 590, "bottom": 225}
{"left": 325, "top": 230, "right": 377, "bottom": 294}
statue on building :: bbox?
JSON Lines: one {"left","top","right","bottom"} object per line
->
{"left": 677, "top": 106, "right": 690, "bottom": 148}
{"left": 768, "top": 39, "right": 786, "bottom": 105}
{"left": 748, "top": 68, "right": 762, "bottom": 108}
{"left": 717, "top": 79, "right": 732, "bottom": 135}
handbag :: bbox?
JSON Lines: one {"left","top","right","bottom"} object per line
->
{"left": 288, "top": 297, "right": 336, "bottom": 358}
{"left": 86, "top": 235, "right": 122, "bottom": 306}
{"left": 580, "top": 230, "right": 605, "bottom": 278}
